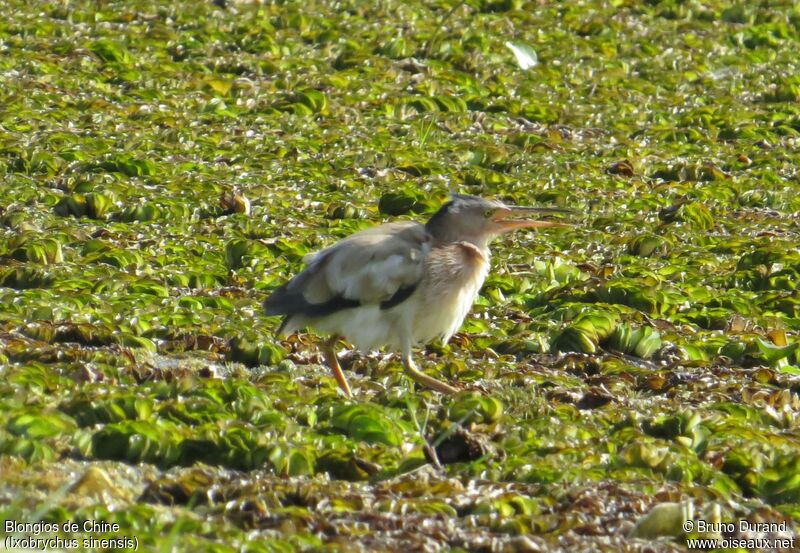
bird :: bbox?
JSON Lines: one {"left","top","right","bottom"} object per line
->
{"left": 264, "top": 194, "right": 570, "bottom": 397}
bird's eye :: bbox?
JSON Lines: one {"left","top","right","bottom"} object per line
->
{"left": 484, "top": 208, "right": 496, "bottom": 218}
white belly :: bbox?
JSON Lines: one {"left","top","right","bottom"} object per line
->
{"left": 314, "top": 304, "right": 404, "bottom": 351}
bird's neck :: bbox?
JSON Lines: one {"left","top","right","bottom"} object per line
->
{"left": 430, "top": 234, "right": 491, "bottom": 258}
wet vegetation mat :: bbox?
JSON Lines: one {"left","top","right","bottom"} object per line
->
{"left": 2, "top": 0, "right": 800, "bottom": 551}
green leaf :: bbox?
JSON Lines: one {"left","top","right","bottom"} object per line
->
{"left": 90, "top": 40, "right": 131, "bottom": 64}
{"left": 7, "top": 412, "right": 76, "bottom": 439}
{"left": 329, "top": 405, "right": 402, "bottom": 446}
{"left": 753, "top": 338, "right": 799, "bottom": 367}
{"left": 447, "top": 394, "right": 503, "bottom": 425}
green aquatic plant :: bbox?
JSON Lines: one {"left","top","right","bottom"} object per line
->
{"left": 1, "top": 0, "right": 799, "bottom": 549}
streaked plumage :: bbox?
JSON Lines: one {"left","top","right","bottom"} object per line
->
{"left": 265, "top": 194, "right": 568, "bottom": 396}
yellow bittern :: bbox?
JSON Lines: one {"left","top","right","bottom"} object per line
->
{"left": 264, "top": 194, "right": 568, "bottom": 397}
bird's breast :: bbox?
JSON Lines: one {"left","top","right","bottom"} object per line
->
{"left": 412, "top": 242, "right": 489, "bottom": 344}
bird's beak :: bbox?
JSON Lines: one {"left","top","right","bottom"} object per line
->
{"left": 491, "top": 206, "right": 572, "bottom": 233}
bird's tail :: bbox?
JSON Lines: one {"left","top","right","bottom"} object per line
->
{"left": 263, "top": 282, "right": 296, "bottom": 316}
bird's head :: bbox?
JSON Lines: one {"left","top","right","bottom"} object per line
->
{"left": 425, "top": 194, "right": 570, "bottom": 249}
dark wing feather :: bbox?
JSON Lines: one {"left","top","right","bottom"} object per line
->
{"left": 379, "top": 284, "right": 418, "bottom": 310}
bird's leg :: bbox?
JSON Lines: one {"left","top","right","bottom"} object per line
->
{"left": 321, "top": 336, "right": 352, "bottom": 398}
{"left": 401, "top": 351, "right": 458, "bottom": 395}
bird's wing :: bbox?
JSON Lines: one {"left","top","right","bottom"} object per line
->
{"left": 264, "top": 221, "right": 431, "bottom": 319}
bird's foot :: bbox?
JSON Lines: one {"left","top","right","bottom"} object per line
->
{"left": 402, "top": 364, "right": 458, "bottom": 395}
{"left": 322, "top": 336, "right": 353, "bottom": 398}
